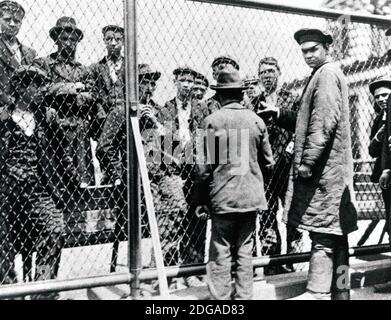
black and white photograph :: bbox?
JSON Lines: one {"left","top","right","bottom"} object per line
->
{"left": 0, "top": 0, "right": 391, "bottom": 304}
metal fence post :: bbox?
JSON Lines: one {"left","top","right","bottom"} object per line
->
{"left": 124, "top": 0, "right": 141, "bottom": 299}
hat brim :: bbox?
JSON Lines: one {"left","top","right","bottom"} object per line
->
{"left": 139, "top": 72, "right": 161, "bottom": 81}
{"left": 50, "top": 26, "right": 84, "bottom": 41}
{"left": 210, "top": 84, "right": 249, "bottom": 91}
{"left": 369, "top": 79, "right": 391, "bottom": 95}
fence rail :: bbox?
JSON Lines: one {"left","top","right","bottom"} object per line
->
{"left": 0, "top": 0, "right": 389, "bottom": 299}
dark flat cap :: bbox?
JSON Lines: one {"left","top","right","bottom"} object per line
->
{"left": 212, "top": 55, "right": 240, "bottom": 71}
{"left": 50, "top": 16, "right": 84, "bottom": 41}
{"left": 173, "top": 66, "right": 197, "bottom": 77}
{"left": 11, "top": 65, "right": 49, "bottom": 86}
{"left": 294, "top": 28, "right": 333, "bottom": 45}
{"left": 0, "top": 1, "right": 24, "bottom": 17}
{"left": 210, "top": 69, "right": 248, "bottom": 91}
{"left": 194, "top": 72, "right": 209, "bottom": 87}
{"left": 138, "top": 64, "right": 161, "bottom": 81}
{"left": 102, "top": 25, "right": 124, "bottom": 35}
{"left": 369, "top": 76, "right": 391, "bottom": 96}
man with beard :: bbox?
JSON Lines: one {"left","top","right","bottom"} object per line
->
{"left": 0, "top": 1, "right": 37, "bottom": 108}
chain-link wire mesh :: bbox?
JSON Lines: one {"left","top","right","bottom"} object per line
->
{"left": 138, "top": 0, "right": 391, "bottom": 283}
{"left": 0, "top": 0, "right": 390, "bottom": 298}
{"left": 0, "top": 0, "right": 127, "bottom": 299}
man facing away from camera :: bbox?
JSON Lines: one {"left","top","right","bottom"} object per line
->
{"left": 259, "top": 28, "right": 358, "bottom": 300}
{"left": 193, "top": 68, "right": 274, "bottom": 300}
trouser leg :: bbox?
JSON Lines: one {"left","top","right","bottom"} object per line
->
{"left": 331, "top": 235, "right": 350, "bottom": 300}
{"left": 207, "top": 214, "right": 235, "bottom": 300}
{"left": 0, "top": 209, "right": 17, "bottom": 285}
{"left": 31, "top": 197, "right": 64, "bottom": 300}
{"left": 382, "top": 189, "right": 391, "bottom": 240}
{"left": 234, "top": 212, "right": 257, "bottom": 300}
{"left": 307, "top": 233, "right": 336, "bottom": 295}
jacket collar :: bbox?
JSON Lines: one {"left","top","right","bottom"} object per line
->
{"left": 0, "top": 36, "right": 21, "bottom": 70}
{"left": 48, "top": 52, "right": 81, "bottom": 67}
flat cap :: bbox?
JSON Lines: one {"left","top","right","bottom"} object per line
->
{"left": 102, "top": 25, "right": 124, "bottom": 35}
{"left": 0, "top": 1, "right": 24, "bottom": 17}
{"left": 194, "top": 72, "right": 209, "bottom": 87}
{"left": 173, "top": 66, "right": 197, "bottom": 77}
{"left": 212, "top": 55, "right": 240, "bottom": 71}
{"left": 138, "top": 64, "right": 161, "bottom": 81}
{"left": 369, "top": 76, "right": 391, "bottom": 96}
{"left": 294, "top": 28, "right": 333, "bottom": 45}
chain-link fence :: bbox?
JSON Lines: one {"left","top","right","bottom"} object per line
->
{"left": 0, "top": 0, "right": 391, "bottom": 299}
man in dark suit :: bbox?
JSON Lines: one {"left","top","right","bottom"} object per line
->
{"left": 33, "top": 17, "right": 100, "bottom": 188}
{"left": 193, "top": 68, "right": 274, "bottom": 300}
{"left": 86, "top": 25, "right": 125, "bottom": 117}
{"left": 0, "top": 1, "right": 37, "bottom": 108}
{"left": 156, "top": 66, "right": 210, "bottom": 287}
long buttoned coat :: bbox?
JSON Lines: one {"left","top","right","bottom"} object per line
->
{"left": 278, "top": 62, "right": 358, "bottom": 236}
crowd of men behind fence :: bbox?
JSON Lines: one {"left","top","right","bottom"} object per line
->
{"left": 0, "top": 0, "right": 391, "bottom": 301}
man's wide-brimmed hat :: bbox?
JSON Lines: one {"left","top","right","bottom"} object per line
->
{"left": 138, "top": 64, "right": 161, "bottom": 81}
{"left": 11, "top": 66, "right": 49, "bottom": 87}
{"left": 49, "top": 17, "right": 84, "bottom": 41}
{"left": 369, "top": 76, "right": 391, "bottom": 96}
{"left": 210, "top": 69, "right": 248, "bottom": 91}
{"left": 294, "top": 28, "right": 333, "bottom": 45}
{"left": 0, "top": 1, "right": 25, "bottom": 17}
